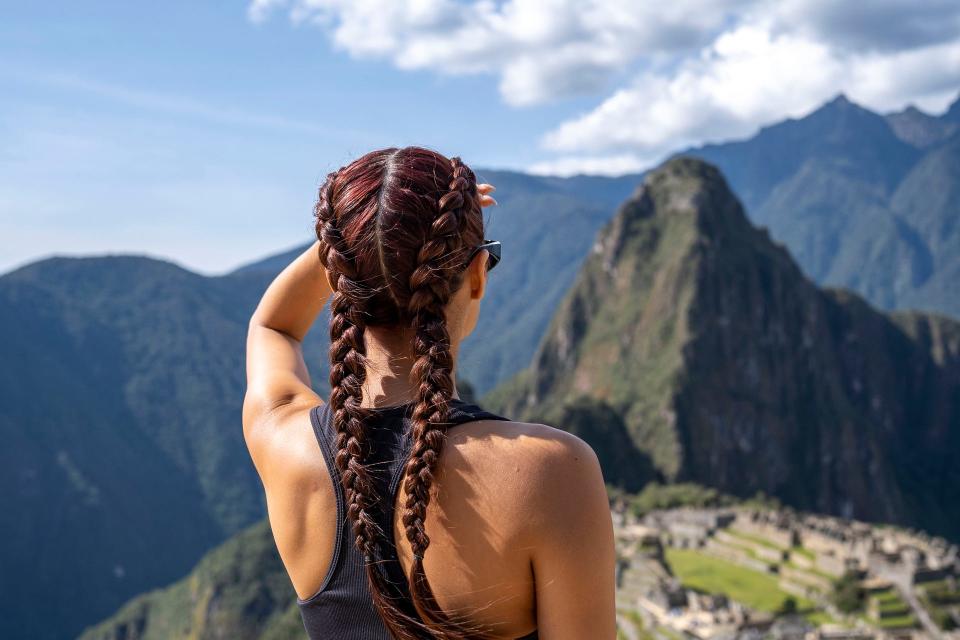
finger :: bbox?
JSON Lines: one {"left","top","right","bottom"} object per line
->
{"left": 479, "top": 194, "right": 498, "bottom": 207}
{"left": 477, "top": 183, "right": 496, "bottom": 194}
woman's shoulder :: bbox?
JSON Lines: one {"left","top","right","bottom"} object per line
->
{"left": 445, "top": 416, "right": 605, "bottom": 521}
{"left": 496, "top": 419, "right": 599, "bottom": 468}
{"left": 455, "top": 415, "right": 598, "bottom": 460}
{"left": 448, "top": 411, "right": 595, "bottom": 454}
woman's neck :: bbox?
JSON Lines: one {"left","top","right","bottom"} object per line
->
{"left": 360, "top": 325, "right": 461, "bottom": 408}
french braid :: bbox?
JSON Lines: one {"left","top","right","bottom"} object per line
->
{"left": 399, "top": 157, "right": 484, "bottom": 635}
{"left": 315, "top": 170, "right": 383, "bottom": 563}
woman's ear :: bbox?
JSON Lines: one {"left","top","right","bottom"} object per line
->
{"left": 468, "top": 250, "right": 488, "bottom": 301}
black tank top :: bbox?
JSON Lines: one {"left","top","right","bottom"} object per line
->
{"left": 297, "top": 399, "right": 539, "bottom": 640}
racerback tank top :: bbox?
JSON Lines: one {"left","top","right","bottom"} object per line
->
{"left": 297, "top": 398, "right": 539, "bottom": 640}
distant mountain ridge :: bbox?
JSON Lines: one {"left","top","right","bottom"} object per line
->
{"left": 685, "top": 92, "right": 960, "bottom": 319}
{"left": 488, "top": 156, "right": 960, "bottom": 541}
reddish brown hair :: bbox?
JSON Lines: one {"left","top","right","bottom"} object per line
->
{"left": 314, "top": 146, "right": 486, "bottom": 639}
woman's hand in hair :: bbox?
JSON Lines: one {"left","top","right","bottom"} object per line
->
{"left": 477, "top": 183, "right": 497, "bottom": 208}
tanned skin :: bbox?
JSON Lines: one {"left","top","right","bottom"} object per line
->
{"left": 243, "top": 183, "right": 616, "bottom": 639}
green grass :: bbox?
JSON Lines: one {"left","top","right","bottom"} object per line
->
{"left": 860, "top": 589, "right": 916, "bottom": 629}
{"left": 791, "top": 546, "right": 815, "bottom": 561}
{"left": 715, "top": 537, "right": 761, "bottom": 559}
{"left": 726, "top": 528, "right": 786, "bottom": 551}
{"left": 784, "top": 562, "right": 833, "bottom": 585}
{"left": 664, "top": 548, "right": 813, "bottom": 613}
{"left": 804, "top": 611, "right": 838, "bottom": 626}
{"left": 873, "top": 589, "right": 910, "bottom": 614}
{"left": 792, "top": 562, "right": 833, "bottom": 581}
{"left": 921, "top": 580, "right": 960, "bottom": 605}
{"left": 875, "top": 590, "right": 903, "bottom": 606}
{"left": 657, "top": 625, "right": 686, "bottom": 640}
{"left": 877, "top": 614, "right": 917, "bottom": 629}
{"left": 917, "top": 582, "right": 960, "bottom": 631}
{"left": 616, "top": 609, "right": 656, "bottom": 640}
{"left": 878, "top": 601, "right": 910, "bottom": 615}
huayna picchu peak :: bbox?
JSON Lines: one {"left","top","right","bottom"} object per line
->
{"left": 487, "top": 156, "right": 960, "bottom": 541}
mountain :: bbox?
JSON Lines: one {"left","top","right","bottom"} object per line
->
{"left": 886, "top": 105, "right": 958, "bottom": 149}
{"left": 684, "top": 91, "right": 960, "bottom": 318}
{"left": 487, "top": 157, "right": 960, "bottom": 541}
{"left": 0, "top": 256, "right": 286, "bottom": 639}
{"left": 77, "top": 519, "right": 305, "bottom": 640}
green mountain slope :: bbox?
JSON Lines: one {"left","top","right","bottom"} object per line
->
{"left": 77, "top": 519, "right": 304, "bottom": 640}
{"left": 891, "top": 133, "right": 960, "bottom": 315}
{"left": 488, "top": 157, "right": 960, "bottom": 540}
{"left": 0, "top": 257, "right": 283, "bottom": 640}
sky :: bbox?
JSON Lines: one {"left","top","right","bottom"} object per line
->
{"left": 2, "top": 1, "right": 959, "bottom": 275}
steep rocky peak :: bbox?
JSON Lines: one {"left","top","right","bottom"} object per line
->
{"left": 597, "top": 157, "right": 756, "bottom": 266}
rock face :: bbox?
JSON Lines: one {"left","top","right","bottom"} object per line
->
{"left": 490, "top": 157, "right": 960, "bottom": 540}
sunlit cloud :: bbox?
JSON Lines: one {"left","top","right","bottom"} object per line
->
{"left": 251, "top": 0, "right": 960, "bottom": 175}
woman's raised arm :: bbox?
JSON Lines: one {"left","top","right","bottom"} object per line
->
{"left": 243, "top": 240, "right": 331, "bottom": 445}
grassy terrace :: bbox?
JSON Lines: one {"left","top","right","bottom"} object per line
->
{"left": 725, "top": 528, "right": 786, "bottom": 550}
{"left": 665, "top": 548, "right": 815, "bottom": 613}
{"left": 787, "top": 560, "right": 833, "bottom": 581}
{"left": 805, "top": 610, "right": 839, "bottom": 626}
{"left": 876, "top": 614, "right": 917, "bottom": 629}
{"left": 716, "top": 530, "right": 830, "bottom": 589}
{"left": 921, "top": 579, "right": 960, "bottom": 605}
{"left": 918, "top": 580, "right": 960, "bottom": 631}
{"left": 868, "top": 589, "right": 916, "bottom": 629}
{"left": 617, "top": 608, "right": 659, "bottom": 640}
{"left": 875, "top": 590, "right": 909, "bottom": 613}
{"left": 791, "top": 546, "right": 815, "bottom": 561}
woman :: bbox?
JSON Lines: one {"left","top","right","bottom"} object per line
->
{"left": 243, "top": 147, "right": 615, "bottom": 639}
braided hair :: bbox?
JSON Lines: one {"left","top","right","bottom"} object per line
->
{"left": 314, "top": 147, "right": 487, "bottom": 639}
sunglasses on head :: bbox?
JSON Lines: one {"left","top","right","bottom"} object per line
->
{"left": 466, "top": 239, "right": 501, "bottom": 272}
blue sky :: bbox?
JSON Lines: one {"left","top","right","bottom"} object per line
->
{"left": 3, "top": 1, "right": 958, "bottom": 274}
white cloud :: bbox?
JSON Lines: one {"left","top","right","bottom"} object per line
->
{"left": 542, "top": 24, "right": 844, "bottom": 156}
{"left": 250, "top": 0, "right": 960, "bottom": 175}
{"left": 248, "top": 0, "right": 751, "bottom": 106}
{"left": 541, "top": 22, "right": 960, "bottom": 165}
{"left": 527, "top": 153, "right": 650, "bottom": 177}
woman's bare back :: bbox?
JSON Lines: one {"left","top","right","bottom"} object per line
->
{"left": 249, "top": 403, "right": 614, "bottom": 639}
